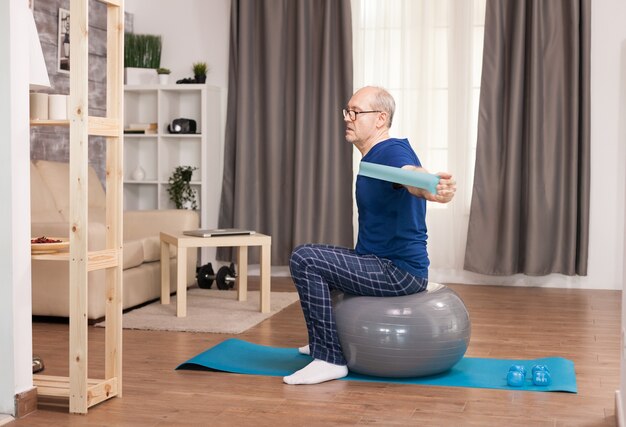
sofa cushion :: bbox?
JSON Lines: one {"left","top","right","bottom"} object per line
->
{"left": 34, "top": 160, "right": 106, "bottom": 221}
{"left": 123, "top": 239, "right": 144, "bottom": 270}
{"left": 142, "top": 235, "right": 176, "bottom": 262}
{"left": 30, "top": 162, "right": 64, "bottom": 223}
{"left": 123, "top": 209, "right": 199, "bottom": 242}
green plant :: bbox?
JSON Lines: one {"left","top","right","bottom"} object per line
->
{"left": 167, "top": 166, "right": 198, "bottom": 209}
{"left": 192, "top": 62, "right": 208, "bottom": 76}
{"left": 157, "top": 67, "right": 171, "bottom": 75}
{"left": 124, "top": 33, "right": 162, "bottom": 69}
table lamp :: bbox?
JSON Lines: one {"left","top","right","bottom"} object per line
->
{"left": 28, "top": 7, "right": 50, "bottom": 374}
{"left": 28, "top": 8, "right": 51, "bottom": 121}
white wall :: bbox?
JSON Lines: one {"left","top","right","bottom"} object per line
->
{"left": 605, "top": 0, "right": 626, "bottom": 418}
{"left": 588, "top": 0, "right": 626, "bottom": 292}
{"left": 125, "top": 0, "right": 230, "bottom": 88}
{"left": 126, "top": 0, "right": 230, "bottom": 263}
{"left": 0, "top": 0, "right": 34, "bottom": 417}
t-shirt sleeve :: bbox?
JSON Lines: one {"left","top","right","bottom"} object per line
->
{"left": 384, "top": 142, "right": 422, "bottom": 169}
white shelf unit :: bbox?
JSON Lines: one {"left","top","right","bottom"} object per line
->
{"left": 123, "top": 84, "right": 220, "bottom": 226}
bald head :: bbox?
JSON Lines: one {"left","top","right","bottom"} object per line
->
{"left": 353, "top": 86, "right": 396, "bottom": 128}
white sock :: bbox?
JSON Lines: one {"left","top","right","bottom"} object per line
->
{"left": 298, "top": 345, "right": 310, "bottom": 355}
{"left": 283, "top": 359, "right": 348, "bottom": 385}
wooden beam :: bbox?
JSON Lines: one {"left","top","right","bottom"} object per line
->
{"left": 68, "top": 0, "right": 90, "bottom": 414}
{"left": 87, "top": 378, "right": 118, "bottom": 408}
{"left": 105, "top": 0, "right": 124, "bottom": 395}
{"left": 34, "top": 375, "right": 119, "bottom": 408}
{"left": 29, "top": 119, "right": 69, "bottom": 127}
{"left": 28, "top": 117, "right": 122, "bottom": 136}
{"left": 88, "top": 116, "right": 121, "bottom": 136}
{"left": 30, "top": 249, "right": 120, "bottom": 271}
{"left": 87, "top": 249, "right": 120, "bottom": 271}
{"left": 95, "top": 0, "right": 122, "bottom": 6}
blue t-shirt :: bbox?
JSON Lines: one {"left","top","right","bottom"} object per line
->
{"left": 355, "top": 138, "right": 429, "bottom": 278}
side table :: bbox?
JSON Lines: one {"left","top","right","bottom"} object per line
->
{"left": 160, "top": 232, "right": 272, "bottom": 317}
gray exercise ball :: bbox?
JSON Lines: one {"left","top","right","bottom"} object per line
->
{"left": 332, "top": 283, "right": 471, "bottom": 378}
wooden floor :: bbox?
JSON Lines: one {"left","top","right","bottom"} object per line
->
{"left": 11, "top": 278, "right": 620, "bottom": 426}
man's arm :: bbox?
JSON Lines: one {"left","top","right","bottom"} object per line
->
{"left": 401, "top": 165, "right": 456, "bottom": 203}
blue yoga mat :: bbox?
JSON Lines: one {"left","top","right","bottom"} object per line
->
{"left": 177, "top": 339, "right": 577, "bottom": 393}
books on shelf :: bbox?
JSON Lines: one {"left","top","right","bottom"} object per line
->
{"left": 124, "top": 129, "right": 157, "bottom": 134}
{"left": 124, "top": 122, "right": 157, "bottom": 134}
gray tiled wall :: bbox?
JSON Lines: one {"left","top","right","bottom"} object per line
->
{"left": 30, "top": 0, "right": 133, "bottom": 185}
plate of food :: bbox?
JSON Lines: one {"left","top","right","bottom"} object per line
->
{"left": 31, "top": 236, "right": 70, "bottom": 254}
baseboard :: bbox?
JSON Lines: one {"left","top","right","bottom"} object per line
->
{"left": 617, "top": 390, "right": 624, "bottom": 427}
{"left": 0, "top": 414, "right": 15, "bottom": 426}
{"left": 14, "top": 387, "right": 37, "bottom": 419}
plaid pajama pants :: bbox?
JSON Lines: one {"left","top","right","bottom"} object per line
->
{"left": 289, "top": 243, "right": 428, "bottom": 365}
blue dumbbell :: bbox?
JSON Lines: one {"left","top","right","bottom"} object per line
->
{"left": 507, "top": 370, "right": 525, "bottom": 387}
{"left": 531, "top": 364, "right": 550, "bottom": 376}
{"left": 506, "top": 365, "right": 526, "bottom": 387}
{"left": 509, "top": 364, "right": 527, "bottom": 378}
{"left": 533, "top": 370, "right": 552, "bottom": 386}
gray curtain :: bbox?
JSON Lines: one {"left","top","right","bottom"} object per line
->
{"left": 218, "top": 0, "right": 354, "bottom": 265}
{"left": 464, "top": 0, "right": 590, "bottom": 276}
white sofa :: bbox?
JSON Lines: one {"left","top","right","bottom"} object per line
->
{"left": 30, "top": 160, "right": 199, "bottom": 319}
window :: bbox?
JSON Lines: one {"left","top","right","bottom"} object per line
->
{"left": 351, "top": 0, "right": 486, "bottom": 269}
{"left": 352, "top": 0, "right": 486, "bottom": 210}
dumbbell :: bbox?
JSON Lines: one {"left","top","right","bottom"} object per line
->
{"left": 531, "top": 364, "right": 551, "bottom": 386}
{"left": 196, "top": 262, "right": 237, "bottom": 290}
{"left": 507, "top": 363, "right": 552, "bottom": 387}
{"left": 507, "top": 365, "right": 526, "bottom": 387}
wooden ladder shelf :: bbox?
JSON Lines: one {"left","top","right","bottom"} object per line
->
{"left": 31, "top": 0, "right": 124, "bottom": 414}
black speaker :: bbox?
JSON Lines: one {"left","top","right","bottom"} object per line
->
{"left": 167, "top": 118, "right": 197, "bottom": 134}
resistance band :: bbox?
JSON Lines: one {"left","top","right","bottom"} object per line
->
{"left": 359, "top": 161, "right": 439, "bottom": 195}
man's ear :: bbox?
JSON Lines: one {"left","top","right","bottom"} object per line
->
{"left": 376, "top": 111, "right": 388, "bottom": 128}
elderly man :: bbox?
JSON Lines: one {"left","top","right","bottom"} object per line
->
{"left": 284, "top": 86, "right": 456, "bottom": 385}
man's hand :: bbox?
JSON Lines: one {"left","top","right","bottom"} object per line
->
{"left": 401, "top": 166, "right": 457, "bottom": 203}
{"left": 429, "top": 172, "right": 456, "bottom": 203}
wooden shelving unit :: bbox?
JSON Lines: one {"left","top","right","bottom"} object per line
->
{"left": 29, "top": 119, "right": 69, "bottom": 126}
{"left": 30, "top": 0, "right": 124, "bottom": 414}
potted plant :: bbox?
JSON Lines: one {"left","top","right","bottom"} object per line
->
{"left": 192, "top": 62, "right": 208, "bottom": 83}
{"left": 167, "top": 166, "right": 198, "bottom": 209}
{"left": 124, "top": 33, "right": 162, "bottom": 85}
{"left": 157, "top": 67, "right": 171, "bottom": 84}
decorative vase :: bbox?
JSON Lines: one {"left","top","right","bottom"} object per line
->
{"left": 29, "top": 93, "right": 49, "bottom": 120}
{"left": 159, "top": 74, "right": 169, "bottom": 85}
{"left": 125, "top": 67, "right": 158, "bottom": 85}
{"left": 182, "top": 188, "right": 198, "bottom": 210}
{"left": 131, "top": 165, "right": 146, "bottom": 181}
{"left": 48, "top": 94, "right": 68, "bottom": 120}
{"left": 194, "top": 74, "right": 206, "bottom": 84}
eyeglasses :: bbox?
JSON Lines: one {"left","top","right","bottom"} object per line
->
{"left": 342, "top": 109, "right": 382, "bottom": 121}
